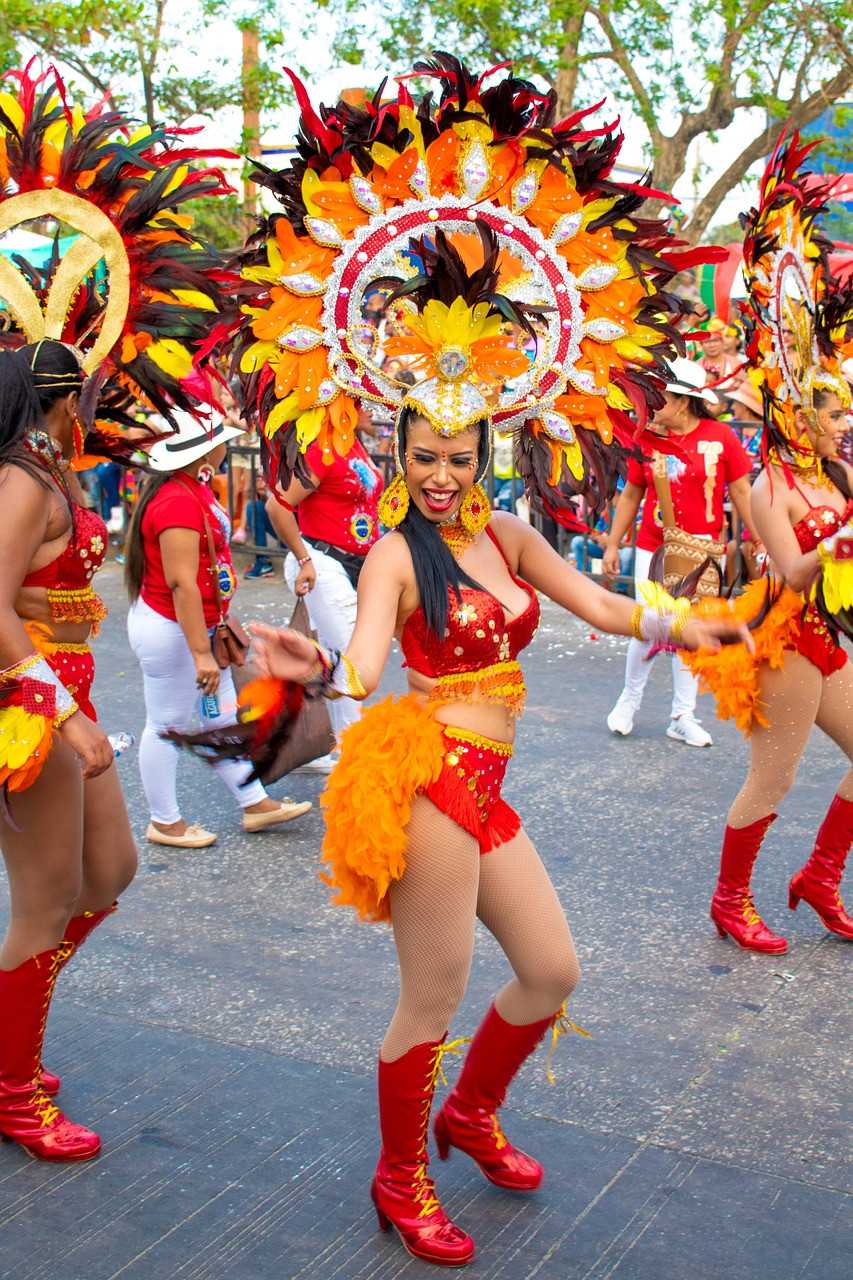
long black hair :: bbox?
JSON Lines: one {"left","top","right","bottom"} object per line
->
{"left": 395, "top": 407, "right": 491, "bottom": 637}
{"left": 124, "top": 472, "right": 174, "bottom": 602}
{"left": 0, "top": 343, "right": 79, "bottom": 494}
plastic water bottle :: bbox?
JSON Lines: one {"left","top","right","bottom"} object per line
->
{"left": 107, "top": 732, "right": 135, "bottom": 758}
{"left": 201, "top": 693, "right": 221, "bottom": 719}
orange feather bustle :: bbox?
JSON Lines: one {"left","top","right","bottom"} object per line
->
{"left": 680, "top": 582, "right": 804, "bottom": 735}
{"left": 319, "top": 695, "right": 446, "bottom": 923}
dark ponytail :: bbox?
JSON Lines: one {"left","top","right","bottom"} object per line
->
{"left": 124, "top": 472, "right": 173, "bottom": 602}
{"left": 395, "top": 409, "right": 490, "bottom": 637}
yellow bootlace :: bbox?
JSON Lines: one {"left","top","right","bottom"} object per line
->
{"left": 546, "top": 1002, "right": 592, "bottom": 1085}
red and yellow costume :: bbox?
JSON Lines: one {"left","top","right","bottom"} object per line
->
{"left": 682, "top": 133, "right": 853, "bottom": 958}
{"left": 321, "top": 528, "right": 539, "bottom": 922}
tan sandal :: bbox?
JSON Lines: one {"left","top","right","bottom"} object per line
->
{"left": 242, "top": 799, "right": 312, "bottom": 832}
{"left": 146, "top": 822, "right": 217, "bottom": 849}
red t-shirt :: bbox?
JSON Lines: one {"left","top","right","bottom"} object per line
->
{"left": 140, "top": 474, "right": 236, "bottom": 625}
{"left": 628, "top": 419, "right": 751, "bottom": 553}
{"left": 299, "top": 439, "right": 383, "bottom": 555}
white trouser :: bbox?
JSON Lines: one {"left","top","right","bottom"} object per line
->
{"left": 284, "top": 543, "right": 361, "bottom": 740}
{"left": 127, "top": 597, "right": 267, "bottom": 823}
{"left": 619, "top": 546, "right": 700, "bottom": 721}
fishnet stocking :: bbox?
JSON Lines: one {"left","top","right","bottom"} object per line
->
{"left": 382, "top": 796, "right": 578, "bottom": 1061}
{"left": 728, "top": 653, "right": 853, "bottom": 828}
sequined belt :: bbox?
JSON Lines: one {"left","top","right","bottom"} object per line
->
{"left": 45, "top": 585, "right": 108, "bottom": 635}
{"left": 430, "top": 660, "right": 526, "bottom": 718}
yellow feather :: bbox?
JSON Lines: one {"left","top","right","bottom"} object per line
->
{"left": 146, "top": 339, "right": 193, "bottom": 379}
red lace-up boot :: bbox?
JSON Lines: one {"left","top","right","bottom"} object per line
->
{"left": 433, "top": 1003, "right": 554, "bottom": 1192}
{"left": 711, "top": 815, "right": 787, "bottom": 953}
{"left": 789, "top": 796, "right": 853, "bottom": 940}
{"left": 0, "top": 945, "right": 101, "bottom": 1161}
{"left": 40, "top": 902, "right": 118, "bottom": 1096}
{"left": 371, "top": 1039, "right": 475, "bottom": 1267}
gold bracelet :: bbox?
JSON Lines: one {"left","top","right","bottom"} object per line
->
{"left": 629, "top": 605, "right": 644, "bottom": 641}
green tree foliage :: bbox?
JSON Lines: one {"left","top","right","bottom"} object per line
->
{"left": 0, "top": 0, "right": 288, "bottom": 133}
{"left": 340, "top": 0, "right": 853, "bottom": 243}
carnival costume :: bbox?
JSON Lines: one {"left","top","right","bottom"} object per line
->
{"left": 0, "top": 63, "right": 231, "bottom": 1160}
{"left": 679, "top": 134, "right": 853, "bottom": 953}
{"left": 181, "top": 54, "right": 720, "bottom": 1264}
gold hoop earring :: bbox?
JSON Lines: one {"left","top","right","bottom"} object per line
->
{"left": 378, "top": 473, "right": 410, "bottom": 527}
{"left": 458, "top": 482, "right": 491, "bottom": 535}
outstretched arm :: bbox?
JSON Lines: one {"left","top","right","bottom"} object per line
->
{"left": 250, "top": 534, "right": 409, "bottom": 697}
{"left": 498, "top": 514, "right": 749, "bottom": 652}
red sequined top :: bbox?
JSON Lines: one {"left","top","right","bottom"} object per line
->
{"left": 788, "top": 499, "right": 853, "bottom": 677}
{"left": 792, "top": 501, "right": 853, "bottom": 553}
{"left": 21, "top": 504, "right": 108, "bottom": 588}
{"left": 400, "top": 527, "right": 540, "bottom": 715}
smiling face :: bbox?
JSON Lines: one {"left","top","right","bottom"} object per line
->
{"left": 403, "top": 415, "right": 480, "bottom": 521}
{"left": 796, "top": 392, "right": 849, "bottom": 459}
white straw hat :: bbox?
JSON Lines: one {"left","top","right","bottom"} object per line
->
{"left": 663, "top": 357, "right": 719, "bottom": 405}
{"left": 147, "top": 410, "right": 244, "bottom": 472}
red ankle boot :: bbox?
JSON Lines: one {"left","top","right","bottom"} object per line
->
{"left": 0, "top": 945, "right": 101, "bottom": 1161}
{"left": 711, "top": 815, "right": 787, "bottom": 954}
{"left": 40, "top": 902, "right": 118, "bottom": 1096}
{"left": 371, "top": 1039, "right": 475, "bottom": 1267}
{"left": 433, "top": 1003, "right": 553, "bottom": 1192}
{"left": 789, "top": 796, "right": 853, "bottom": 940}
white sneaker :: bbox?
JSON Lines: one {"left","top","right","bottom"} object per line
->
{"left": 293, "top": 752, "right": 339, "bottom": 774}
{"left": 606, "top": 693, "right": 638, "bottom": 736}
{"left": 666, "top": 715, "right": 713, "bottom": 747}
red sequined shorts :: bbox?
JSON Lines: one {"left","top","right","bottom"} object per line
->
{"left": 790, "top": 606, "right": 847, "bottom": 679}
{"left": 424, "top": 727, "right": 521, "bottom": 854}
{"left": 43, "top": 643, "right": 97, "bottom": 721}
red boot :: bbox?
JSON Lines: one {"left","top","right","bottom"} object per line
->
{"left": 371, "top": 1039, "right": 475, "bottom": 1267}
{"left": 789, "top": 795, "right": 853, "bottom": 940}
{"left": 39, "top": 902, "right": 118, "bottom": 1096}
{"left": 0, "top": 945, "right": 101, "bottom": 1161}
{"left": 711, "top": 815, "right": 787, "bottom": 954}
{"left": 433, "top": 1003, "right": 553, "bottom": 1192}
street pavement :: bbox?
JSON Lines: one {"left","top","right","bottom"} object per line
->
{"left": 1, "top": 557, "right": 851, "bottom": 1280}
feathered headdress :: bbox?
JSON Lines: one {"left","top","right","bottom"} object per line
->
{"left": 229, "top": 53, "right": 719, "bottom": 520}
{"left": 740, "top": 131, "right": 853, "bottom": 485}
{"left": 0, "top": 61, "right": 236, "bottom": 434}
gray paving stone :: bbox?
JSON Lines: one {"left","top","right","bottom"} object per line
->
{"left": 0, "top": 564, "right": 850, "bottom": 1277}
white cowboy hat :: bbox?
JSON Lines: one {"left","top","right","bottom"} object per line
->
{"left": 147, "top": 409, "right": 244, "bottom": 472}
{"left": 663, "top": 357, "right": 719, "bottom": 404}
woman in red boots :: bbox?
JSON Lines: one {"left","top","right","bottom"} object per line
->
{"left": 682, "top": 137, "right": 853, "bottom": 954}
{"left": 0, "top": 344, "right": 138, "bottom": 1161}
{"left": 687, "top": 386, "right": 853, "bottom": 953}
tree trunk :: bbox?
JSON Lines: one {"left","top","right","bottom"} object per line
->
{"left": 685, "top": 67, "right": 853, "bottom": 243}
{"left": 555, "top": 6, "right": 587, "bottom": 116}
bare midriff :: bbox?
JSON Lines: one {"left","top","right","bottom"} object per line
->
{"left": 404, "top": 669, "right": 518, "bottom": 745}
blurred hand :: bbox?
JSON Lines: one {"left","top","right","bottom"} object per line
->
{"left": 679, "top": 619, "right": 753, "bottom": 654}
{"left": 59, "top": 713, "right": 114, "bottom": 779}
{"left": 248, "top": 624, "right": 320, "bottom": 682}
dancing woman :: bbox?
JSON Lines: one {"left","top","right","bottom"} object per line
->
{"left": 0, "top": 344, "right": 135, "bottom": 1160}
{"left": 683, "top": 135, "right": 853, "bottom": 954}
{"left": 0, "top": 64, "right": 233, "bottom": 1160}
{"left": 203, "top": 56, "right": 750, "bottom": 1266}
